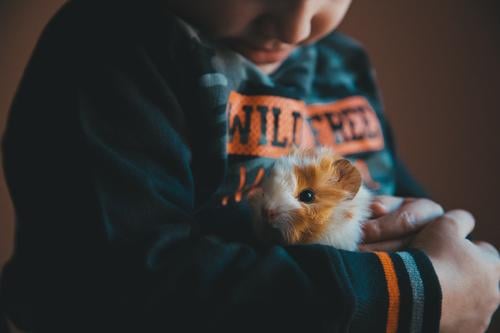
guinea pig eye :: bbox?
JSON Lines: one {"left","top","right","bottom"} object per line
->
{"left": 298, "top": 189, "right": 315, "bottom": 203}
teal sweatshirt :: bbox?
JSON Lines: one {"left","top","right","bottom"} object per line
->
{"left": 1, "top": 0, "right": 440, "bottom": 332}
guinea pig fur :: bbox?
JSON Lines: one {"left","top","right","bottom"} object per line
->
{"left": 249, "top": 147, "right": 372, "bottom": 251}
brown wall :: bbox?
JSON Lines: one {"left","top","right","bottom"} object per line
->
{"left": 1, "top": 0, "right": 499, "bottom": 329}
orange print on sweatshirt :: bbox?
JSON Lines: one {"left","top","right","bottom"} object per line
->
{"left": 226, "top": 91, "right": 384, "bottom": 158}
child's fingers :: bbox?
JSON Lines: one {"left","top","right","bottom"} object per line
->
{"left": 370, "top": 195, "right": 405, "bottom": 218}
{"left": 436, "top": 210, "right": 475, "bottom": 239}
{"left": 474, "top": 241, "right": 499, "bottom": 258}
{"left": 363, "top": 198, "right": 444, "bottom": 243}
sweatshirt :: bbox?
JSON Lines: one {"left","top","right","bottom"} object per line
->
{"left": 0, "top": 0, "right": 440, "bottom": 332}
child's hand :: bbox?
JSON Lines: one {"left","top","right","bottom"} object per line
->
{"left": 412, "top": 210, "right": 500, "bottom": 333}
{"left": 359, "top": 196, "right": 444, "bottom": 251}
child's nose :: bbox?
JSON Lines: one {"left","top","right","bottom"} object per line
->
{"left": 272, "top": 0, "right": 317, "bottom": 44}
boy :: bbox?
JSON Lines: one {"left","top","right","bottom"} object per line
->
{"left": 1, "top": 0, "right": 498, "bottom": 332}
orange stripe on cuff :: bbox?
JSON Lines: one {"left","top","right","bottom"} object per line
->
{"left": 374, "top": 252, "right": 400, "bottom": 333}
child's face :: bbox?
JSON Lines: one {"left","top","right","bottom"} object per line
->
{"left": 166, "top": 0, "right": 353, "bottom": 73}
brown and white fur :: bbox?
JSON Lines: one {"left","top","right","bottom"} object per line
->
{"left": 249, "top": 147, "right": 372, "bottom": 251}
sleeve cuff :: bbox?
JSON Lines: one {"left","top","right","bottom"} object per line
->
{"left": 340, "top": 249, "right": 442, "bottom": 333}
{"left": 400, "top": 249, "right": 442, "bottom": 333}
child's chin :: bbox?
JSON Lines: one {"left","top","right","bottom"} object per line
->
{"left": 255, "top": 62, "right": 283, "bottom": 74}
{"left": 246, "top": 49, "right": 291, "bottom": 65}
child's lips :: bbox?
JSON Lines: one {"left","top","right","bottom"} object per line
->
{"left": 230, "top": 41, "right": 294, "bottom": 65}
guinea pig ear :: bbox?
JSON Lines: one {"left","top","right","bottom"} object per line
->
{"left": 332, "top": 159, "right": 362, "bottom": 200}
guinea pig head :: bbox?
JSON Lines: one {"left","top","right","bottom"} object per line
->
{"left": 251, "top": 149, "right": 363, "bottom": 245}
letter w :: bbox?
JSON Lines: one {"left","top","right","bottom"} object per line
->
{"left": 228, "top": 105, "right": 252, "bottom": 144}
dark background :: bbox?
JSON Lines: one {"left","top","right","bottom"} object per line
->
{"left": 1, "top": 0, "right": 499, "bottom": 331}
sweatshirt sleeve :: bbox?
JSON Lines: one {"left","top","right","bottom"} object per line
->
{"left": 75, "top": 55, "right": 441, "bottom": 333}
{"left": 0, "top": 2, "right": 441, "bottom": 332}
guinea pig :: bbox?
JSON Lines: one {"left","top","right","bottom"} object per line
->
{"left": 248, "top": 147, "right": 372, "bottom": 251}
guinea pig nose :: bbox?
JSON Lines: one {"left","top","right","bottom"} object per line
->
{"left": 264, "top": 209, "right": 279, "bottom": 220}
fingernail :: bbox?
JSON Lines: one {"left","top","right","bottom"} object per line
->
{"left": 372, "top": 201, "right": 386, "bottom": 211}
